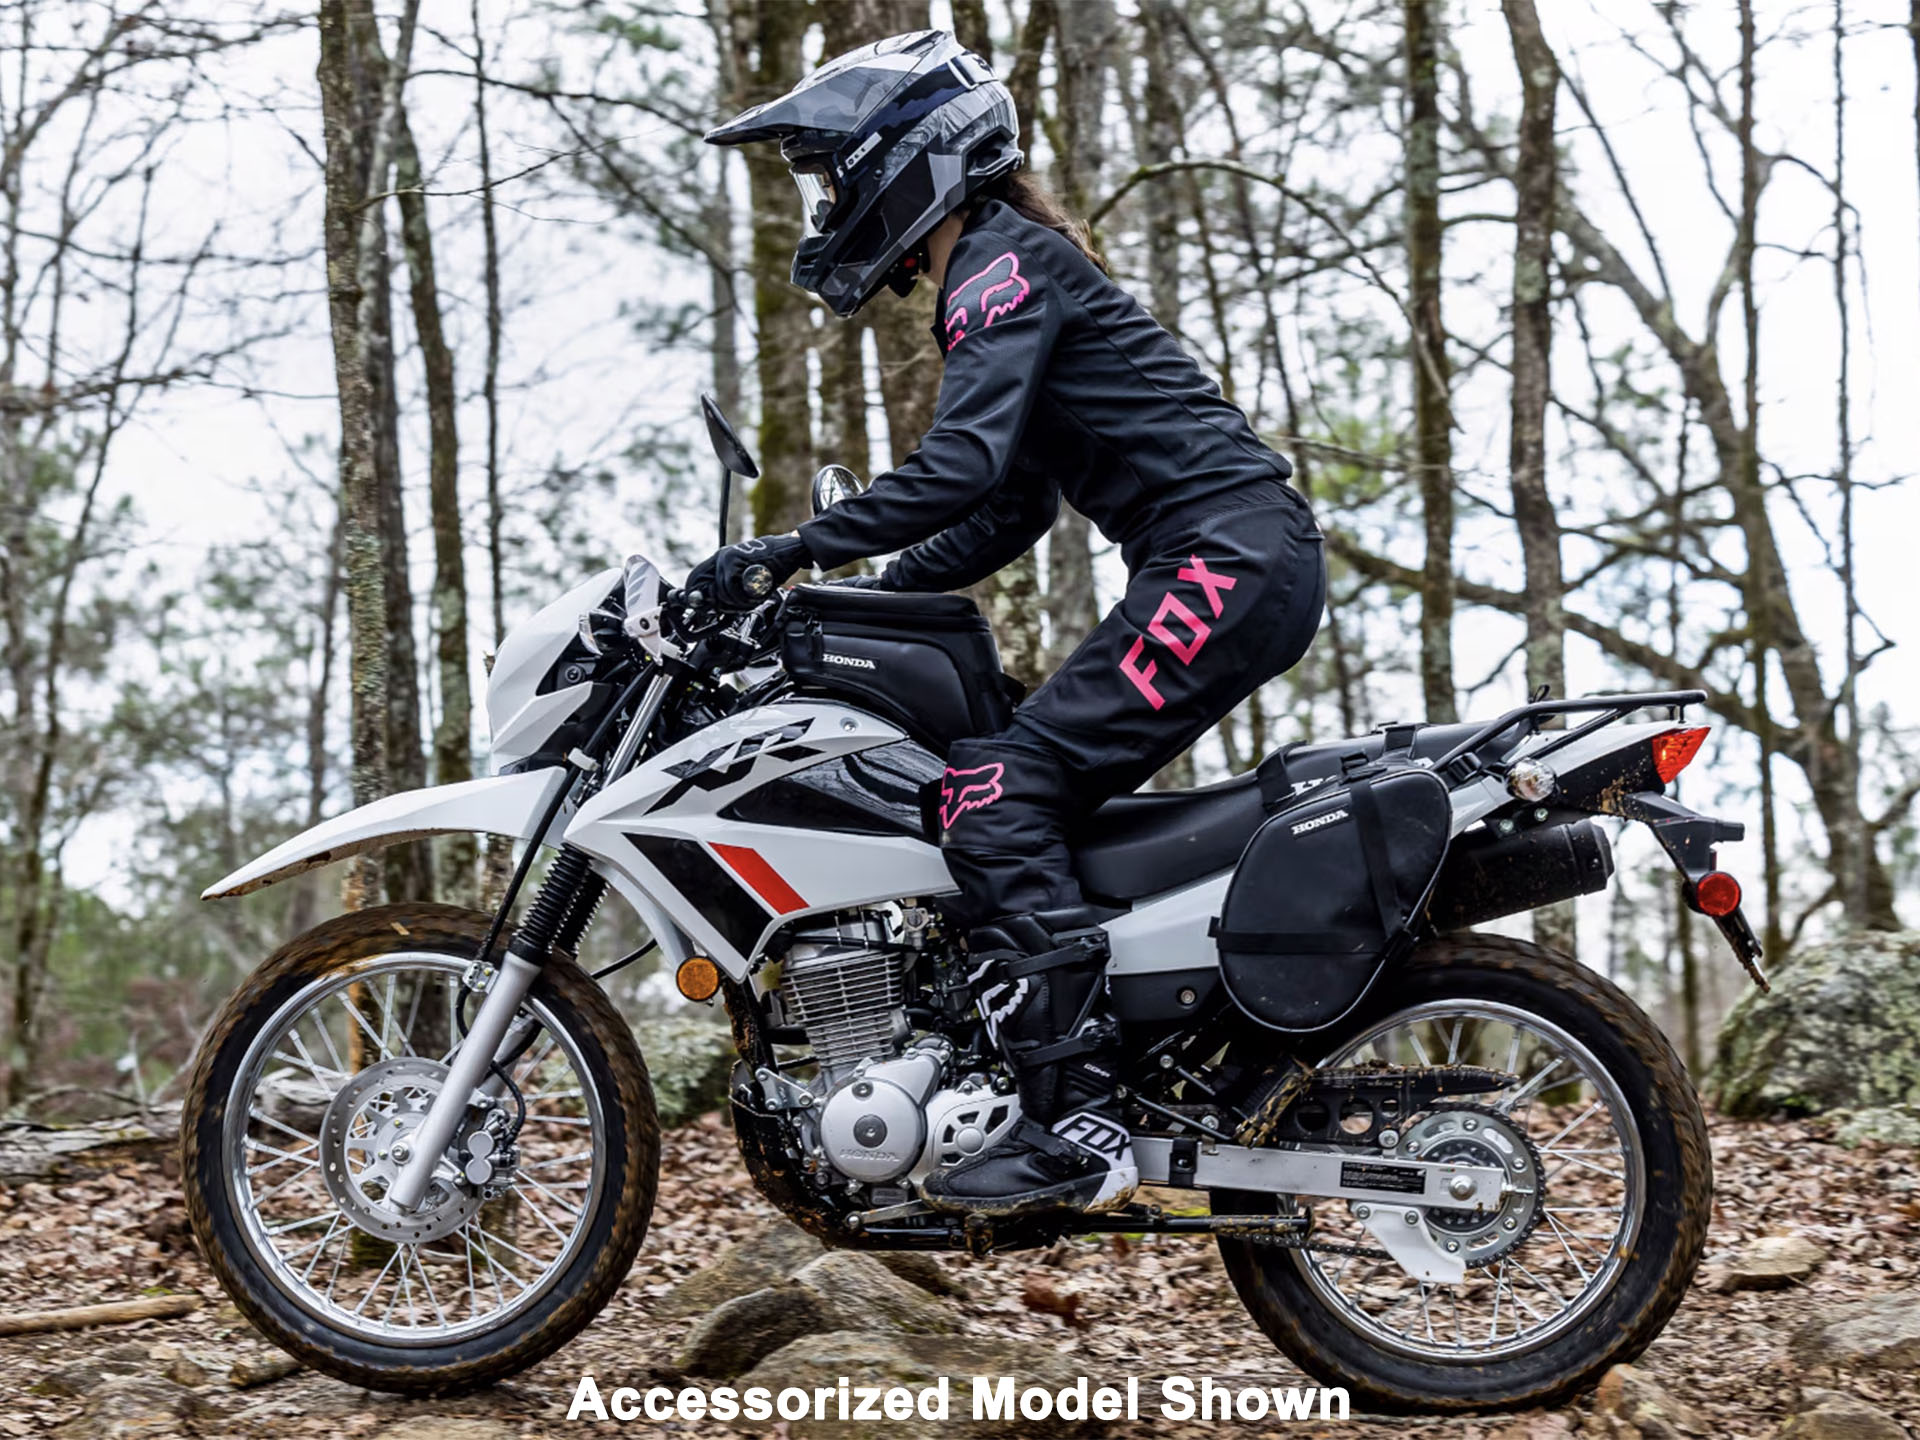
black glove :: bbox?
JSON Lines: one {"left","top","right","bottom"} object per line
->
{"left": 828, "top": 570, "right": 894, "bottom": 590}
{"left": 686, "top": 533, "right": 811, "bottom": 609}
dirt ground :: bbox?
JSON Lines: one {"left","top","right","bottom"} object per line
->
{"left": 0, "top": 1111, "right": 1913, "bottom": 1438}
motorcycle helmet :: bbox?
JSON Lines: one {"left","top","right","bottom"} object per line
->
{"left": 705, "top": 30, "right": 1021, "bottom": 317}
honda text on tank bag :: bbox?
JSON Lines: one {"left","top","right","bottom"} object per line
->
{"left": 1212, "top": 758, "right": 1451, "bottom": 1032}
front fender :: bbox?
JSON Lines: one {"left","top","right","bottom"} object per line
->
{"left": 201, "top": 770, "right": 568, "bottom": 900}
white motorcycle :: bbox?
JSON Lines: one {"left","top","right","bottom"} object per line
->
{"left": 182, "top": 399, "right": 1765, "bottom": 1411}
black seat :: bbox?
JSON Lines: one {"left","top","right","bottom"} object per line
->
{"left": 1068, "top": 721, "right": 1497, "bottom": 904}
{"left": 1070, "top": 773, "right": 1266, "bottom": 902}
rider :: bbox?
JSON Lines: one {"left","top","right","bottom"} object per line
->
{"left": 698, "top": 31, "right": 1327, "bottom": 1219}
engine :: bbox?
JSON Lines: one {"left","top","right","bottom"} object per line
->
{"left": 762, "top": 912, "right": 1018, "bottom": 1191}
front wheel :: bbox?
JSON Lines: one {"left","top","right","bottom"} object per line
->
{"left": 181, "top": 905, "right": 659, "bottom": 1394}
{"left": 1216, "top": 934, "right": 1710, "bottom": 1413}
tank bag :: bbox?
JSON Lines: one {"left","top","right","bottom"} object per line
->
{"left": 1211, "top": 757, "right": 1451, "bottom": 1033}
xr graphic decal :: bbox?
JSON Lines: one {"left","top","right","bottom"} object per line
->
{"left": 646, "top": 719, "right": 822, "bottom": 813}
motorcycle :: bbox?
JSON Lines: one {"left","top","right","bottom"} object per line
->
{"left": 181, "top": 398, "right": 1766, "bottom": 1412}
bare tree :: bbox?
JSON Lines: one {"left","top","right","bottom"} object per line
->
{"left": 318, "top": 0, "right": 419, "bottom": 911}
{"left": 1403, "top": 0, "right": 1456, "bottom": 724}
{"left": 1502, "top": 0, "right": 1570, "bottom": 954}
{"left": 1045, "top": 0, "right": 1115, "bottom": 667}
{"left": 393, "top": 105, "right": 474, "bottom": 906}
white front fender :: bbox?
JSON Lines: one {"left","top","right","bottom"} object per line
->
{"left": 202, "top": 771, "right": 568, "bottom": 900}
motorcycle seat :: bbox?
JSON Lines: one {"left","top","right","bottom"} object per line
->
{"left": 1070, "top": 721, "right": 1494, "bottom": 904}
{"left": 1071, "top": 773, "right": 1266, "bottom": 902}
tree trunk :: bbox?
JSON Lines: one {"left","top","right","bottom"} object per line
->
{"left": 318, "top": 0, "right": 402, "bottom": 912}
{"left": 1832, "top": 0, "right": 1865, "bottom": 930}
{"left": 739, "top": 0, "right": 812, "bottom": 537}
{"left": 1136, "top": 0, "right": 1183, "bottom": 331}
{"left": 707, "top": 0, "right": 747, "bottom": 542}
{"left": 1404, "top": 0, "right": 1457, "bottom": 724}
{"left": 345, "top": 2, "right": 427, "bottom": 906}
{"left": 1502, "top": 0, "right": 1571, "bottom": 955}
{"left": 395, "top": 104, "right": 474, "bottom": 907}
{"left": 471, "top": 0, "right": 505, "bottom": 647}
{"left": 1046, "top": 0, "right": 1116, "bottom": 667}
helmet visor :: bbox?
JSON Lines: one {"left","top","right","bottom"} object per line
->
{"left": 793, "top": 167, "right": 838, "bottom": 237}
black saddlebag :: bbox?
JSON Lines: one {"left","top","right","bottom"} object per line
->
{"left": 1212, "top": 763, "right": 1451, "bottom": 1032}
{"left": 780, "top": 585, "right": 1020, "bottom": 752}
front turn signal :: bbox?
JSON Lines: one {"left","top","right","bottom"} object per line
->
{"left": 1651, "top": 727, "right": 1710, "bottom": 784}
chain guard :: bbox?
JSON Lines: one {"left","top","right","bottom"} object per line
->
{"left": 1236, "top": 1061, "right": 1518, "bottom": 1148}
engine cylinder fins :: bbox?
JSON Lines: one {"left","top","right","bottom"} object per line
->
{"left": 780, "top": 919, "right": 910, "bottom": 1079}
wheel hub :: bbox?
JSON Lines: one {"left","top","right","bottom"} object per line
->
{"left": 1395, "top": 1104, "right": 1542, "bottom": 1267}
{"left": 318, "top": 1056, "right": 489, "bottom": 1244}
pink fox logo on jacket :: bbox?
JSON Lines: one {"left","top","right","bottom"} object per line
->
{"left": 939, "top": 763, "right": 1005, "bottom": 830}
{"left": 943, "top": 251, "right": 1030, "bottom": 351}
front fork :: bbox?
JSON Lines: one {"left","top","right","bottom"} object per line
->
{"left": 386, "top": 848, "right": 607, "bottom": 1211}
{"left": 386, "top": 667, "right": 673, "bottom": 1213}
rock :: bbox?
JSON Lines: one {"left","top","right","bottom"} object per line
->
{"left": 369, "top": 1422, "right": 519, "bottom": 1440}
{"left": 31, "top": 1341, "right": 153, "bottom": 1398}
{"left": 1493, "top": 1415, "right": 1577, "bottom": 1440}
{"left": 1776, "top": 1392, "right": 1908, "bottom": 1440}
{"left": 635, "top": 1011, "right": 738, "bottom": 1128}
{"left": 1589, "top": 1364, "right": 1703, "bottom": 1439}
{"left": 160, "top": 1355, "right": 209, "bottom": 1387}
{"left": 227, "top": 1353, "right": 301, "bottom": 1388}
{"left": 676, "top": 1283, "right": 834, "bottom": 1377}
{"left": 1829, "top": 1104, "right": 1920, "bottom": 1149}
{"left": 1790, "top": 1292, "right": 1920, "bottom": 1371}
{"left": 791, "top": 1252, "right": 956, "bottom": 1337}
{"left": 656, "top": 1216, "right": 827, "bottom": 1319}
{"left": 1708, "top": 1233, "right": 1826, "bottom": 1291}
{"left": 679, "top": 1252, "right": 960, "bottom": 1379}
{"left": 1711, "top": 932, "right": 1920, "bottom": 1116}
{"left": 740, "top": 1331, "right": 1095, "bottom": 1438}
{"left": 873, "top": 1251, "right": 959, "bottom": 1296}
{"left": 48, "top": 1376, "right": 211, "bottom": 1438}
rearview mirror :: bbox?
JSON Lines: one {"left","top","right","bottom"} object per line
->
{"left": 700, "top": 393, "right": 759, "bottom": 478}
{"left": 809, "top": 464, "right": 864, "bottom": 517}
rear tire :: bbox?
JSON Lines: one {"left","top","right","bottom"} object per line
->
{"left": 1216, "top": 934, "right": 1709, "bottom": 1413}
{"left": 182, "top": 904, "right": 659, "bottom": 1395}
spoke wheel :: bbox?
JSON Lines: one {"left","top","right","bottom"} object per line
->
{"left": 1215, "top": 934, "right": 1709, "bottom": 1414}
{"left": 1295, "top": 1003, "right": 1641, "bottom": 1361}
{"left": 184, "top": 905, "right": 659, "bottom": 1394}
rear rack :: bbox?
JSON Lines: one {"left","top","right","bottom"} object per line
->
{"left": 1433, "top": 689, "right": 1706, "bottom": 779}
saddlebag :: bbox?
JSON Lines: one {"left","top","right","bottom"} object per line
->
{"left": 1212, "top": 761, "right": 1451, "bottom": 1032}
{"left": 780, "top": 585, "right": 1020, "bottom": 752}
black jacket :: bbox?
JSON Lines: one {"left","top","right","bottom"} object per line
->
{"left": 795, "top": 199, "right": 1297, "bottom": 591}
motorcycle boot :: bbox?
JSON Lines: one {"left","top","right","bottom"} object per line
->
{"left": 922, "top": 908, "right": 1138, "bottom": 1218}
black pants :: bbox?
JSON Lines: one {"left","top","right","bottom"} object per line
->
{"left": 938, "top": 491, "right": 1328, "bottom": 929}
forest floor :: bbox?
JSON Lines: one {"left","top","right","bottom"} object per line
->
{"left": 0, "top": 1111, "right": 1913, "bottom": 1439}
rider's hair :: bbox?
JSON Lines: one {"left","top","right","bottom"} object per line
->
{"left": 980, "top": 169, "right": 1108, "bottom": 274}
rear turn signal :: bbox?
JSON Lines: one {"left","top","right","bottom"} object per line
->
{"left": 1693, "top": 871, "right": 1742, "bottom": 918}
{"left": 1651, "top": 727, "right": 1709, "bottom": 784}
{"left": 676, "top": 955, "right": 722, "bottom": 1003}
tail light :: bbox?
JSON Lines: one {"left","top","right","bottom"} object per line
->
{"left": 1693, "top": 871, "right": 1742, "bottom": 917}
{"left": 1651, "top": 727, "right": 1709, "bottom": 784}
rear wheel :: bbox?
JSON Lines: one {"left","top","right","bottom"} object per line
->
{"left": 182, "top": 905, "right": 659, "bottom": 1394}
{"left": 1216, "top": 934, "right": 1709, "bottom": 1413}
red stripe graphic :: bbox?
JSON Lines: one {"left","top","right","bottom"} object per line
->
{"left": 710, "top": 843, "right": 808, "bottom": 915}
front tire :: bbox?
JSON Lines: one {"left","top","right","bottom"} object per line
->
{"left": 1216, "top": 934, "right": 1710, "bottom": 1413}
{"left": 181, "top": 904, "right": 659, "bottom": 1395}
